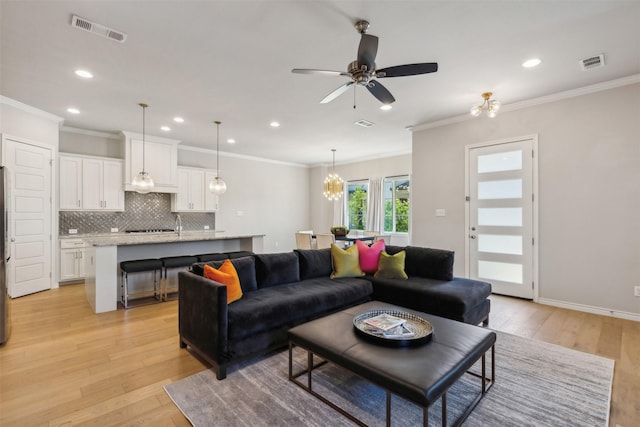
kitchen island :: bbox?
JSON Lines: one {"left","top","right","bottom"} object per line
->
{"left": 83, "top": 231, "right": 264, "bottom": 313}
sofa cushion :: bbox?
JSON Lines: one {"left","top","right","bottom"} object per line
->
{"left": 374, "top": 250, "right": 408, "bottom": 279}
{"left": 383, "top": 245, "right": 406, "bottom": 255}
{"left": 295, "top": 248, "right": 332, "bottom": 280}
{"left": 371, "top": 276, "right": 491, "bottom": 319}
{"left": 404, "top": 246, "right": 454, "bottom": 280}
{"left": 192, "top": 256, "right": 258, "bottom": 293}
{"left": 356, "top": 240, "right": 385, "bottom": 274}
{"left": 226, "top": 277, "right": 372, "bottom": 341}
{"left": 203, "top": 261, "right": 243, "bottom": 304}
{"left": 330, "top": 244, "right": 365, "bottom": 278}
{"left": 254, "top": 252, "right": 300, "bottom": 288}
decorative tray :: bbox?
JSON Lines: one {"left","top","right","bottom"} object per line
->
{"left": 353, "top": 309, "right": 434, "bottom": 347}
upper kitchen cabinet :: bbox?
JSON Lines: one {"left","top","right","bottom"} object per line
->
{"left": 121, "top": 131, "right": 180, "bottom": 193}
{"left": 59, "top": 154, "right": 125, "bottom": 211}
{"left": 171, "top": 167, "right": 218, "bottom": 212}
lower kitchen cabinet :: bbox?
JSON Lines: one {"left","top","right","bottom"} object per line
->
{"left": 60, "top": 239, "right": 87, "bottom": 282}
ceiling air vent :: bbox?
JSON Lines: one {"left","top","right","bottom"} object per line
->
{"left": 354, "top": 119, "right": 375, "bottom": 128}
{"left": 71, "top": 15, "right": 127, "bottom": 43}
{"left": 580, "top": 54, "right": 605, "bottom": 71}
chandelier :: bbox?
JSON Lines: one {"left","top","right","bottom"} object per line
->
{"left": 131, "top": 103, "right": 155, "bottom": 194}
{"left": 323, "top": 149, "right": 344, "bottom": 201}
{"left": 209, "top": 120, "right": 227, "bottom": 195}
{"left": 470, "top": 92, "right": 501, "bottom": 118}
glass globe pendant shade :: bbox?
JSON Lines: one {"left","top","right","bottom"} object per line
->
{"left": 209, "top": 176, "right": 227, "bottom": 195}
{"left": 470, "top": 105, "right": 483, "bottom": 117}
{"left": 132, "top": 171, "right": 154, "bottom": 194}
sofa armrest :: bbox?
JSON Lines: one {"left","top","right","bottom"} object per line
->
{"left": 178, "top": 271, "right": 228, "bottom": 362}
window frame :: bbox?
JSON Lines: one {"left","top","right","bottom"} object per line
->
{"left": 344, "top": 179, "right": 369, "bottom": 231}
{"left": 383, "top": 175, "right": 410, "bottom": 234}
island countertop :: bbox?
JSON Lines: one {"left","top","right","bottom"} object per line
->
{"left": 82, "top": 231, "right": 264, "bottom": 247}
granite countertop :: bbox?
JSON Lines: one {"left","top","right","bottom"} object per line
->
{"left": 78, "top": 231, "right": 264, "bottom": 247}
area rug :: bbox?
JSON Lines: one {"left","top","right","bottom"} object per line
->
{"left": 165, "top": 331, "right": 614, "bottom": 426}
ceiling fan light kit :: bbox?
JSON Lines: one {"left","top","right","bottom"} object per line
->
{"left": 292, "top": 20, "right": 438, "bottom": 106}
{"left": 131, "top": 103, "right": 155, "bottom": 194}
{"left": 470, "top": 92, "right": 501, "bottom": 118}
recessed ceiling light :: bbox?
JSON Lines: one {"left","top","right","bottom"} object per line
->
{"left": 227, "top": 138, "right": 236, "bottom": 144}
{"left": 161, "top": 126, "right": 171, "bottom": 132}
{"left": 67, "top": 107, "right": 80, "bottom": 114}
{"left": 380, "top": 104, "right": 392, "bottom": 111}
{"left": 270, "top": 121, "right": 280, "bottom": 128}
{"left": 173, "top": 117, "right": 184, "bottom": 123}
{"left": 522, "top": 58, "right": 542, "bottom": 68}
{"left": 74, "top": 69, "right": 93, "bottom": 78}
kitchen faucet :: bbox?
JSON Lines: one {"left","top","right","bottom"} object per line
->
{"left": 175, "top": 214, "right": 182, "bottom": 237}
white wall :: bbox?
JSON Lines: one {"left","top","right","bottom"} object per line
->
{"left": 412, "top": 82, "right": 640, "bottom": 318}
{"left": 178, "top": 148, "right": 310, "bottom": 253}
{"left": 309, "top": 154, "right": 411, "bottom": 240}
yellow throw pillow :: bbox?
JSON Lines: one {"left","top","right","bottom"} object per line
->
{"left": 330, "top": 243, "right": 365, "bottom": 278}
{"left": 374, "top": 250, "right": 408, "bottom": 280}
{"left": 204, "top": 260, "right": 243, "bottom": 304}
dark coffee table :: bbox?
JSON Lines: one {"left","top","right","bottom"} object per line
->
{"left": 288, "top": 301, "right": 496, "bottom": 427}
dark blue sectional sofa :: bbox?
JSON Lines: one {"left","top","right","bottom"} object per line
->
{"left": 178, "top": 245, "right": 491, "bottom": 379}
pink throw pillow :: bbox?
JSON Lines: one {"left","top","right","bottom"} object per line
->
{"left": 356, "top": 239, "right": 386, "bottom": 274}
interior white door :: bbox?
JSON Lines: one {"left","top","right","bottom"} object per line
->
{"left": 4, "top": 139, "right": 52, "bottom": 298}
{"left": 467, "top": 137, "right": 536, "bottom": 299}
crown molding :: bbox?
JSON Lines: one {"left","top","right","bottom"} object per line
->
{"left": 1, "top": 95, "right": 64, "bottom": 123}
{"left": 60, "top": 125, "right": 120, "bottom": 139}
{"left": 409, "top": 74, "right": 640, "bottom": 133}
{"left": 178, "top": 144, "right": 308, "bottom": 168}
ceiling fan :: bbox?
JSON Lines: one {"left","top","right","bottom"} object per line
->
{"left": 292, "top": 20, "right": 438, "bottom": 106}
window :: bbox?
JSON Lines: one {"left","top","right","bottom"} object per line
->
{"left": 384, "top": 176, "right": 410, "bottom": 233}
{"left": 346, "top": 180, "right": 368, "bottom": 231}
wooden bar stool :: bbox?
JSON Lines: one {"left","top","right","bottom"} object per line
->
{"left": 160, "top": 255, "right": 198, "bottom": 301}
{"left": 120, "top": 259, "right": 163, "bottom": 309}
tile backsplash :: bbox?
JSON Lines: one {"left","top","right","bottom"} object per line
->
{"left": 59, "top": 192, "right": 215, "bottom": 235}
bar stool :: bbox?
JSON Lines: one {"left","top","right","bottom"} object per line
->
{"left": 196, "top": 253, "right": 228, "bottom": 263}
{"left": 160, "top": 255, "right": 199, "bottom": 301}
{"left": 120, "top": 259, "right": 163, "bottom": 309}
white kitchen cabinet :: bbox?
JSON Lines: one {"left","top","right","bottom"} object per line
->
{"left": 81, "top": 158, "right": 125, "bottom": 210}
{"left": 60, "top": 239, "right": 87, "bottom": 282}
{"left": 121, "top": 131, "right": 180, "bottom": 193}
{"left": 172, "top": 167, "right": 218, "bottom": 212}
{"left": 59, "top": 154, "right": 124, "bottom": 211}
{"left": 59, "top": 155, "right": 82, "bottom": 210}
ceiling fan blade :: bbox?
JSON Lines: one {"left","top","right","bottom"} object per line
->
{"left": 376, "top": 62, "right": 438, "bottom": 78}
{"left": 292, "top": 69, "right": 350, "bottom": 77}
{"left": 357, "top": 34, "right": 378, "bottom": 70}
{"left": 320, "top": 81, "right": 355, "bottom": 104}
{"left": 366, "top": 80, "right": 395, "bottom": 104}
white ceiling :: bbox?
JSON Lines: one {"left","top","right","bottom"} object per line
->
{"left": 2, "top": 1, "right": 639, "bottom": 165}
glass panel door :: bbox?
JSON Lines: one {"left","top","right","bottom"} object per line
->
{"left": 468, "top": 138, "right": 535, "bottom": 299}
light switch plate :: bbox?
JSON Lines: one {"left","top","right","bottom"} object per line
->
{"left": 204, "top": 225, "right": 210, "bottom": 230}
{"left": 435, "top": 209, "right": 446, "bottom": 217}
{"left": 111, "top": 228, "right": 118, "bottom": 233}
{"left": 69, "top": 229, "right": 78, "bottom": 234}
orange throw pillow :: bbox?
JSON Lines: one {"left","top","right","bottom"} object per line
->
{"left": 203, "top": 260, "right": 243, "bottom": 304}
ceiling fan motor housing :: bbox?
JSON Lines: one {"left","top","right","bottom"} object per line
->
{"left": 348, "top": 60, "right": 374, "bottom": 84}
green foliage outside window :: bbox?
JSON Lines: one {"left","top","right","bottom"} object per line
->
{"left": 348, "top": 186, "right": 367, "bottom": 230}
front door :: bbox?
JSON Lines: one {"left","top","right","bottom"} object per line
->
{"left": 466, "top": 136, "right": 537, "bottom": 299}
{"left": 3, "top": 138, "right": 52, "bottom": 298}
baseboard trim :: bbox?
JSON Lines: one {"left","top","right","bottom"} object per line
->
{"left": 537, "top": 298, "right": 640, "bottom": 322}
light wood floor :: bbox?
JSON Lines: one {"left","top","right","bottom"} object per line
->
{"left": 1, "top": 284, "right": 638, "bottom": 426}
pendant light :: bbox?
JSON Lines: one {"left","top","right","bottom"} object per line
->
{"left": 131, "top": 103, "right": 155, "bottom": 194}
{"left": 323, "top": 149, "right": 343, "bottom": 201}
{"left": 209, "top": 120, "right": 227, "bottom": 195}
{"left": 470, "top": 92, "right": 501, "bottom": 118}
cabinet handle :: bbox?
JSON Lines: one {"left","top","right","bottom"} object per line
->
{"left": 77, "top": 200, "right": 81, "bottom": 207}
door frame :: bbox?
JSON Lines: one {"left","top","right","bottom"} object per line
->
{"left": 1, "top": 133, "right": 57, "bottom": 293}
{"left": 464, "top": 134, "right": 539, "bottom": 301}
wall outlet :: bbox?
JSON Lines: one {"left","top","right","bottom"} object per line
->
{"left": 204, "top": 225, "right": 210, "bottom": 230}
{"left": 111, "top": 227, "right": 119, "bottom": 233}
{"left": 237, "top": 210, "right": 244, "bottom": 217}
{"left": 69, "top": 229, "right": 78, "bottom": 234}
{"left": 634, "top": 286, "right": 640, "bottom": 297}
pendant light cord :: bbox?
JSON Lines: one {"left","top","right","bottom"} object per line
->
{"left": 139, "top": 103, "right": 148, "bottom": 174}
{"left": 214, "top": 120, "right": 221, "bottom": 178}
